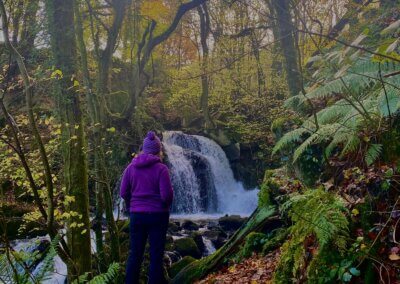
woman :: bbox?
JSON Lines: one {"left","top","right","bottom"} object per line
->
{"left": 120, "top": 131, "right": 174, "bottom": 284}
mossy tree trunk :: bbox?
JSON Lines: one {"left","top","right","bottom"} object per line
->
{"left": 271, "top": 0, "right": 302, "bottom": 97}
{"left": 84, "top": 0, "right": 133, "bottom": 267}
{"left": 45, "top": 0, "right": 92, "bottom": 280}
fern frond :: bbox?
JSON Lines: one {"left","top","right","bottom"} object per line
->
{"left": 377, "top": 86, "right": 400, "bottom": 117}
{"left": 272, "top": 127, "right": 311, "bottom": 154}
{"left": 89, "top": 263, "right": 120, "bottom": 284}
{"left": 365, "top": 143, "right": 383, "bottom": 165}
{"left": 32, "top": 236, "right": 59, "bottom": 282}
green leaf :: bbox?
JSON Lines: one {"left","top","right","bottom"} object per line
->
{"left": 349, "top": 267, "right": 361, "bottom": 276}
{"left": 342, "top": 272, "right": 352, "bottom": 282}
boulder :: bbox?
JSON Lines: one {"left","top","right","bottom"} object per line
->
{"left": 168, "top": 256, "right": 196, "bottom": 278}
{"left": 202, "top": 227, "right": 228, "bottom": 250}
{"left": 218, "top": 215, "right": 246, "bottom": 231}
{"left": 168, "top": 221, "right": 181, "bottom": 234}
{"left": 181, "top": 220, "right": 199, "bottom": 231}
{"left": 191, "top": 233, "right": 205, "bottom": 254}
{"left": 174, "top": 237, "right": 201, "bottom": 259}
{"left": 222, "top": 143, "right": 240, "bottom": 162}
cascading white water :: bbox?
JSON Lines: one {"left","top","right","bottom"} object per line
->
{"left": 202, "top": 236, "right": 216, "bottom": 256}
{"left": 194, "top": 135, "right": 259, "bottom": 215}
{"left": 163, "top": 131, "right": 258, "bottom": 215}
{"left": 11, "top": 236, "right": 67, "bottom": 284}
{"left": 162, "top": 142, "right": 202, "bottom": 213}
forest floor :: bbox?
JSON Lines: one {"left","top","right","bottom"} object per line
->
{"left": 196, "top": 249, "right": 281, "bottom": 284}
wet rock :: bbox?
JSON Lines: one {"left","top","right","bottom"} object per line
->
{"left": 164, "top": 251, "right": 181, "bottom": 267}
{"left": 168, "top": 221, "right": 181, "bottom": 234}
{"left": 218, "top": 215, "right": 246, "bottom": 231}
{"left": 191, "top": 232, "right": 205, "bottom": 254}
{"left": 222, "top": 143, "right": 240, "bottom": 162}
{"left": 181, "top": 220, "right": 199, "bottom": 231}
{"left": 174, "top": 237, "right": 201, "bottom": 259}
{"left": 203, "top": 227, "right": 227, "bottom": 250}
{"left": 183, "top": 150, "right": 218, "bottom": 212}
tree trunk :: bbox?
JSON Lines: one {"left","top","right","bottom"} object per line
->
{"left": 198, "top": 3, "right": 213, "bottom": 129}
{"left": 249, "top": 31, "right": 266, "bottom": 96}
{"left": 20, "top": 0, "right": 39, "bottom": 59}
{"left": 271, "top": 0, "right": 302, "bottom": 97}
{"left": 45, "top": 0, "right": 92, "bottom": 280}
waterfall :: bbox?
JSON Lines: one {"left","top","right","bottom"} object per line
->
{"left": 10, "top": 236, "right": 67, "bottom": 284}
{"left": 163, "top": 131, "right": 258, "bottom": 215}
{"left": 202, "top": 236, "right": 216, "bottom": 256}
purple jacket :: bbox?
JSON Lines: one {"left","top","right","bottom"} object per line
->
{"left": 120, "top": 154, "right": 174, "bottom": 212}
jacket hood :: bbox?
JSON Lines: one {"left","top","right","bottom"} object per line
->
{"left": 132, "top": 153, "right": 161, "bottom": 168}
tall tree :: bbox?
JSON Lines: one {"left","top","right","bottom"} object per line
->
{"left": 78, "top": 0, "right": 132, "bottom": 268}
{"left": 197, "top": 3, "right": 213, "bottom": 129}
{"left": 271, "top": 0, "right": 302, "bottom": 97}
{"left": 121, "top": 0, "right": 207, "bottom": 124}
{"left": 45, "top": 0, "right": 92, "bottom": 280}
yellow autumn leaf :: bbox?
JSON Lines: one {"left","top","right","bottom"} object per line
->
{"left": 351, "top": 208, "right": 359, "bottom": 216}
{"left": 389, "top": 253, "right": 400, "bottom": 261}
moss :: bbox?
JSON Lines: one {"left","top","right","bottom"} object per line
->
{"left": 258, "top": 170, "right": 280, "bottom": 207}
{"left": 240, "top": 232, "right": 268, "bottom": 258}
{"left": 168, "top": 256, "right": 196, "bottom": 278}
{"left": 262, "top": 228, "right": 288, "bottom": 254}
{"left": 174, "top": 237, "right": 201, "bottom": 259}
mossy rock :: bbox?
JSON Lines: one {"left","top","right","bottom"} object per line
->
{"left": 174, "top": 237, "right": 201, "bottom": 259}
{"left": 181, "top": 220, "right": 199, "bottom": 231}
{"left": 172, "top": 206, "right": 277, "bottom": 283}
{"left": 191, "top": 232, "right": 205, "bottom": 254}
{"left": 168, "top": 221, "right": 181, "bottom": 233}
{"left": 168, "top": 256, "right": 196, "bottom": 278}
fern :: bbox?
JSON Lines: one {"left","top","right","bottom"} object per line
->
{"left": 31, "top": 237, "right": 59, "bottom": 282}
{"left": 73, "top": 262, "right": 120, "bottom": 284}
{"left": 275, "top": 50, "right": 400, "bottom": 167}
{"left": 377, "top": 86, "right": 400, "bottom": 117}
{"left": 275, "top": 189, "right": 349, "bottom": 283}
{"left": 272, "top": 127, "right": 311, "bottom": 154}
{"left": 365, "top": 144, "right": 383, "bottom": 166}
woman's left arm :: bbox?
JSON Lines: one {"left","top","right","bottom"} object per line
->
{"left": 120, "top": 166, "right": 131, "bottom": 201}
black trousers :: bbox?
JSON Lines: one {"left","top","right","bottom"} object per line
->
{"left": 125, "top": 212, "right": 169, "bottom": 284}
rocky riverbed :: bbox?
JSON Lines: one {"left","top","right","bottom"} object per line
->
{"left": 5, "top": 214, "right": 248, "bottom": 283}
